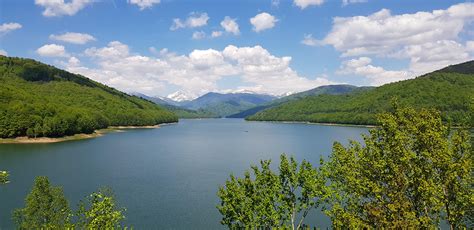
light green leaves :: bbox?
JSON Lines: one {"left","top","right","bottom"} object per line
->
{"left": 77, "top": 188, "right": 126, "bottom": 229}
{"left": 0, "top": 170, "right": 9, "bottom": 184}
{"left": 217, "top": 155, "right": 326, "bottom": 229}
{"left": 13, "top": 177, "right": 127, "bottom": 229}
{"left": 324, "top": 105, "right": 473, "bottom": 229}
{"left": 220, "top": 105, "right": 472, "bottom": 229}
{"left": 13, "top": 176, "right": 71, "bottom": 229}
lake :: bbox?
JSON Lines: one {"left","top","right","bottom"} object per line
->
{"left": 0, "top": 119, "right": 368, "bottom": 229}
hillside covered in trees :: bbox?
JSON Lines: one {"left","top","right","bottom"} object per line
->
{"left": 248, "top": 60, "right": 474, "bottom": 125}
{"left": 0, "top": 56, "right": 177, "bottom": 138}
{"left": 228, "top": 85, "right": 371, "bottom": 118}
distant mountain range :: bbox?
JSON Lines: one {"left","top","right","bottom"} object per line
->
{"left": 137, "top": 85, "right": 371, "bottom": 119}
{"left": 135, "top": 92, "right": 277, "bottom": 118}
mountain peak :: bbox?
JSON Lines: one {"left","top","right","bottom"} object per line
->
{"left": 166, "top": 91, "right": 195, "bottom": 102}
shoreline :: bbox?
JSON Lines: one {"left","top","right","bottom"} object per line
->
{"left": 181, "top": 117, "right": 377, "bottom": 128}
{"left": 0, "top": 124, "right": 171, "bottom": 144}
{"left": 245, "top": 119, "right": 377, "bottom": 128}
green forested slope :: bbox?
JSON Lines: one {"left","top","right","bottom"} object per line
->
{"left": 0, "top": 56, "right": 177, "bottom": 138}
{"left": 161, "top": 104, "right": 219, "bottom": 118}
{"left": 248, "top": 61, "right": 474, "bottom": 125}
{"left": 228, "top": 85, "right": 370, "bottom": 118}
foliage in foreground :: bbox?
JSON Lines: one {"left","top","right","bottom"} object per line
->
{"left": 13, "top": 176, "right": 71, "bottom": 229}
{"left": 76, "top": 188, "right": 126, "bottom": 229}
{"left": 13, "top": 176, "right": 126, "bottom": 229}
{"left": 218, "top": 106, "right": 473, "bottom": 229}
{"left": 0, "top": 170, "right": 9, "bottom": 184}
{"left": 217, "top": 155, "right": 327, "bottom": 229}
{"left": 325, "top": 105, "right": 473, "bottom": 229}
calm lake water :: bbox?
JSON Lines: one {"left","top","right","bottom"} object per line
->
{"left": 0, "top": 119, "right": 368, "bottom": 229}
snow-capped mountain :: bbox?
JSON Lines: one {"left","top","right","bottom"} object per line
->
{"left": 166, "top": 91, "right": 195, "bottom": 102}
{"left": 277, "top": 91, "right": 294, "bottom": 98}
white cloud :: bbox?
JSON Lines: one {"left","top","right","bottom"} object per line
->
{"left": 220, "top": 16, "right": 240, "bottom": 35}
{"left": 211, "top": 31, "right": 223, "bottom": 38}
{"left": 0, "top": 22, "right": 22, "bottom": 35}
{"left": 67, "top": 56, "right": 81, "bottom": 66}
{"left": 84, "top": 41, "right": 129, "bottom": 59}
{"left": 49, "top": 32, "right": 96, "bottom": 44}
{"left": 319, "top": 2, "right": 474, "bottom": 76}
{"left": 170, "top": 12, "right": 209, "bottom": 30}
{"left": 467, "top": 41, "right": 474, "bottom": 52}
{"left": 65, "top": 41, "right": 334, "bottom": 98}
{"left": 337, "top": 57, "right": 412, "bottom": 86}
{"left": 294, "top": 0, "right": 324, "bottom": 9}
{"left": 37, "top": 44, "right": 69, "bottom": 57}
{"left": 0, "top": 50, "right": 7, "bottom": 56}
{"left": 192, "top": 31, "right": 206, "bottom": 40}
{"left": 127, "top": 0, "right": 160, "bottom": 10}
{"left": 342, "top": 0, "right": 367, "bottom": 6}
{"left": 35, "top": 0, "right": 93, "bottom": 17}
{"left": 250, "top": 12, "right": 278, "bottom": 32}
{"left": 321, "top": 3, "right": 474, "bottom": 57}
{"left": 271, "top": 0, "right": 280, "bottom": 7}
{"left": 301, "top": 34, "right": 319, "bottom": 46}
{"left": 394, "top": 40, "right": 472, "bottom": 74}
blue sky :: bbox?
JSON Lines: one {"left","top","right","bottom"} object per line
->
{"left": 1, "top": 0, "right": 473, "bottom": 99}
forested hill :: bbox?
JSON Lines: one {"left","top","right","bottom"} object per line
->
{"left": 228, "top": 84, "right": 369, "bottom": 118}
{"left": 0, "top": 56, "right": 177, "bottom": 138}
{"left": 248, "top": 60, "right": 474, "bottom": 125}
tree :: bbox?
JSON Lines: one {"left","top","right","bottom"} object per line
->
{"left": 217, "top": 154, "right": 326, "bottom": 229}
{"left": 323, "top": 105, "right": 473, "bottom": 229}
{"left": 0, "top": 170, "right": 9, "bottom": 184}
{"left": 76, "top": 188, "right": 126, "bottom": 229}
{"left": 13, "top": 176, "right": 71, "bottom": 229}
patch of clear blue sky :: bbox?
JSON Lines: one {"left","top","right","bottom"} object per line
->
{"left": 0, "top": 0, "right": 467, "bottom": 88}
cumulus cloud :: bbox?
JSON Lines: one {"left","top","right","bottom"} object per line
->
{"left": 301, "top": 34, "right": 319, "bottom": 46}
{"left": 37, "top": 44, "right": 69, "bottom": 57}
{"left": 342, "top": 0, "right": 367, "bottom": 6}
{"left": 49, "top": 32, "right": 96, "bottom": 44}
{"left": 394, "top": 40, "right": 472, "bottom": 74}
{"left": 250, "top": 12, "right": 278, "bottom": 32}
{"left": 192, "top": 31, "right": 206, "bottom": 40}
{"left": 320, "top": 3, "right": 474, "bottom": 57}
{"left": 35, "top": 0, "right": 93, "bottom": 17}
{"left": 127, "top": 0, "right": 160, "bottom": 10}
{"left": 220, "top": 16, "right": 240, "bottom": 35}
{"left": 271, "top": 0, "right": 280, "bottom": 7}
{"left": 337, "top": 57, "right": 412, "bottom": 86}
{"left": 0, "top": 50, "right": 7, "bottom": 56}
{"left": 318, "top": 2, "right": 474, "bottom": 75}
{"left": 0, "top": 22, "right": 22, "bottom": 35}
{"left": 65, "top": 41, "right": 334, "bottom": 98}
{"left": 211, "top": 31, "right": 223, "bottom": 38}
{"left": 294, "top": 0, "right": 324, "bottom": 9}
{"left": 467, "top": 41, "right": 474, "bottom": 52}
{"left": 170, "top": 12, "right": 209, "bottom": 30}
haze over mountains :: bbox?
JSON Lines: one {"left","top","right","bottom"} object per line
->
{"left": 134, "top": 60, "right": 473, "bottom": 124}
{"left": 135, "top": 84, "right": 372, "bottom": 118}
{"left": 135, "top": 91, "right": 277, "bottom": 118}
